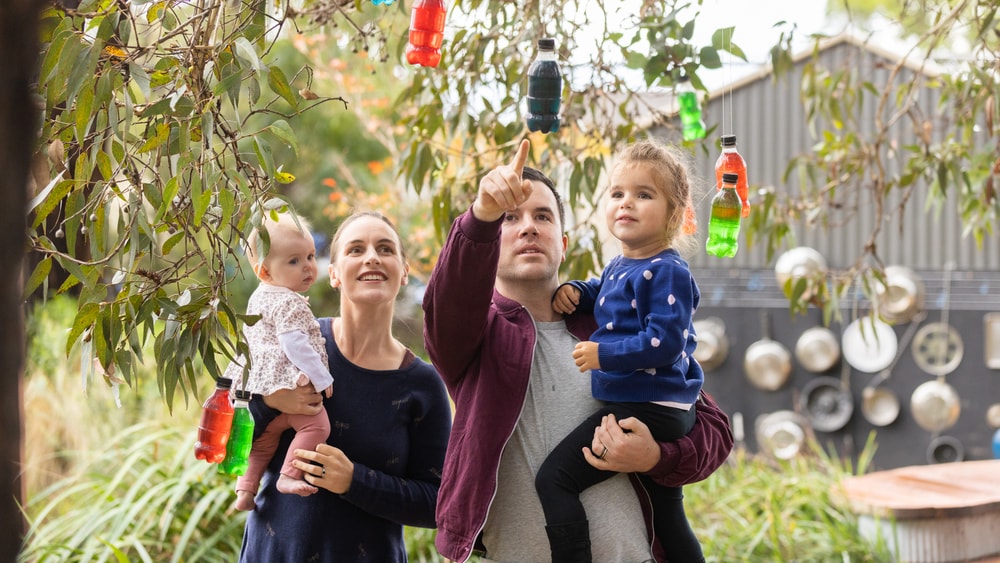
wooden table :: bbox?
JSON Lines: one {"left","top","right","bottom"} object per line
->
{"left": 836, "top": 460, "right": 1000, "bottom": 563}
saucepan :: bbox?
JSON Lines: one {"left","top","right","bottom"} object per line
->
{"left": 744, "top": 338, "right": 792, "bottom": 391}
{"left": 874, "top": 265, "right": 925, "bottom": 325}
{"left": 794, "top": 326, "right": 841, "bottom": 373}
{"left": 910, "top": 377, "right": 961, "bottom": 432}
{"left": 927, "top": 435, "right": 965, "bottom": 464}
{"left": 774, "top": 246, "right": 827, "bottom": 299}
{"left": 693, "top": 317, "right": 729, "bottom": 372}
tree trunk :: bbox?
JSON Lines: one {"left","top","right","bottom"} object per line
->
{"left": 0, "top": 0, "right": 43, "bottom": 557}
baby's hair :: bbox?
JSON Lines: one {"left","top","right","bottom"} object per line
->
{"left": 611, "top": 138, "right": 699, "bottom": 254}
{"left": 329, "top": 210, "right": 407, "bottom": 264}
{"left": 245, "top": 212, "right": 313, "bottom": 269}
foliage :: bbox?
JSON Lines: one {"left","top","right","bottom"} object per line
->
{"left": 26, "top": 0, "right": 1000, "bottom": 410}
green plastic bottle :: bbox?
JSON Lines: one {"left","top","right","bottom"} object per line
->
{"left": 706, "top": 172, "right": 743, "bottom": 258}
{"left": 677, "top": 77, "right": 706, "bottom": 141}
{"left": 218, "top": 389, "right": 254, "bottom": 476}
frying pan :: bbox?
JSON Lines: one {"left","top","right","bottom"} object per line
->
{"left": 800, "top": 375, "right": 854, "bottom": 432}
{"left": 859, "top": 312, "right": 925, "bottom": 427}
{"left": 744, "top": 312, "right": 792, "bottom": 391}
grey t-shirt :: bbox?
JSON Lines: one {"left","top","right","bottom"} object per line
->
{"left": 481, "top": 320, "right": 653, "bottom": 562}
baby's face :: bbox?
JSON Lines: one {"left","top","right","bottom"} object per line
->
{"left": 260, "top": 227, "right": 318, "bottom": 292}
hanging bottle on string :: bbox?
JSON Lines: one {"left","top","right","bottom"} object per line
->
{"left": 194, "top": 377, "right": 235, "bottom": 464}
{"left": 715, "top": 134, "right": 750, "bottom": 217}
{"left": 676, "top": 76, "right": 706, "bottom": 141}
{"left": 526, "top": 38, "right": 562, "bottom": 134}
{"left": 219, "top": 389, "right": 255, "bottom": 476}
{"left": 405, "top": 0, "right": 447, "bottom": 67}
{"left": 705, "top": 172, "right": 742, "bottom": 258}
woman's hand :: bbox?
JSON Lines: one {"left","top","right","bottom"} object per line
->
{"left": 293, "top": 443, "right": 354, "bottom": 494}
{"left": 262, "top": 379, "right": 323, "bottom": 416}
{"left": 583, "top": 413, "right": 660, "bottom": 473}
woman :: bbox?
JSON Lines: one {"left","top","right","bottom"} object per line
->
{"left": 239, "top": 211, "right": 452, "bottom": 562}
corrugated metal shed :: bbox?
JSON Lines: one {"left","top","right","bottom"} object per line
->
{"left": 647, "top": 33, "right": 1000, "bottom": 272}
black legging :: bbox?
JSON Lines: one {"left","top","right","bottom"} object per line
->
{"left": 535, "top": 402, "right": 704, "bottom": 562}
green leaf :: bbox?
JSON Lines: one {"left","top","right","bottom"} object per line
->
{"left": 266, "top": 119, "right": 298, "bottom": 160}
{"left": 252, "top": 135, "right": 275, "bottom": 179}
{"left": 161, "top": 230, "right": 185, "bottom": 255}
{"left": 699, "top": 46, "right": 721, "bottom": 69}
{"left": 30, "top": 179, "right": 74, "bottom": 229}
{"left": 266, "top": 65, "right": 298, "bottom": 109}
{"left": 68, "top": 302, "right": 100, "bottom": 357}
{"left": 75, "top": 82, "right": 95, "bottom": 145}
{"left": 23, "top": 257, "right": 52, "bottom": 298}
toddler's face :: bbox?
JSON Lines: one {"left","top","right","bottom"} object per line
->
{"left": 260, "top": 227, "right": 318, "bottom": 292}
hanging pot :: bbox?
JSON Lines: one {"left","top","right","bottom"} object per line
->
{"left": 755, "top": 410, "right": 809, "bottom": 460}
{"left": 841, "top": 317, "right": 898, "bottom": 374}
{"left": 926, "top": 435, "right": 965, "bottom": 464}
{"left": 910, "top": 378, "right": 961, "bottom": 432}
{"left": 744, "top": 338, "right": 792, "bottom": 391}
{"left": 795, "top": 327, "right": 841, "bottom": 373}
{"left": 693, "top": 317, "right": 729, "bottom": 372}
{"left": 799, "top": 376, "right": 854, "bottom": 432}
{"left": 875, "top": 266, "right": 925, "bottom": 325}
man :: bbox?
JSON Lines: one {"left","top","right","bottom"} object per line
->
{"left": 423, "top": 139, "right": 733, "bottom": 562}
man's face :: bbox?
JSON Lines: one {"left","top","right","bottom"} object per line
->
{"left": 496, "top": 181, "right": 567, "bottom": 284}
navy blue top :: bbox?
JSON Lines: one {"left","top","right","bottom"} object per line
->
{"left": 240, "top": 317, "right": 452, "bottom": 562}
{"left": 568, "top": 248, "right": 704, "bottom": 404}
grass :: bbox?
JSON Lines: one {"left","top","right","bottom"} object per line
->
{"left": 21, "top": 295, "right": 892, "bottom": 561}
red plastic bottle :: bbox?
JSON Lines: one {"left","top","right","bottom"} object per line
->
{"left": 194, "top": 377, "right": 234, "bottom": 464}
{"left": 405, "top": 0, "right": 447, "bottom": 68}
{"left": 715, "top": 134, "right": 750, "bottom": 217}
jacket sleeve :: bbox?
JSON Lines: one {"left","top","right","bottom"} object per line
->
{"left": 422, "top": 209, "right": 502, "bottom": 387}
{"left": 643, "top": 390, "right": 733, "bottom": 487}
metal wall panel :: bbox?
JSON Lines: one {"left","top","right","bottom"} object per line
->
{"left": 648, "top": 35, "right": 1000, "bottom": 272}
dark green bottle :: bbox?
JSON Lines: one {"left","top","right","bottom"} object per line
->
{"left": 218, "top": 390, "right": 254, "bottom": 476}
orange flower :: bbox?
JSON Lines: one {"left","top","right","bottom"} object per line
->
{"left": 322, "top": 178, "right": 337, "bottom": 188}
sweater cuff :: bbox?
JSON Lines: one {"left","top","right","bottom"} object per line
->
{"left": 458, "top": 207, "right": 502, "bottom": 243}
{"left": 647, "top": 441, "right": 681, "bottom": 477}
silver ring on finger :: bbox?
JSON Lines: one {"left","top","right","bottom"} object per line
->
{"left": 599, "top": 445, "right": 609, "bottom": 460}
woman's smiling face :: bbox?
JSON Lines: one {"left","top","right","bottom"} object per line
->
{"left": 328, "top": 215, "right": 408, "bottom": 303}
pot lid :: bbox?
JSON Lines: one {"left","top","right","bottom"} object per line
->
{"left": 800, "top": 376, "right": 854, "bottom": 432}
{"left": 841, "top": 318, "right": 898, "bottom": 373}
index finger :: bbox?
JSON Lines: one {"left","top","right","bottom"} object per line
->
{"left": 510, "top": 139, "right": 530, "bottom": 176}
